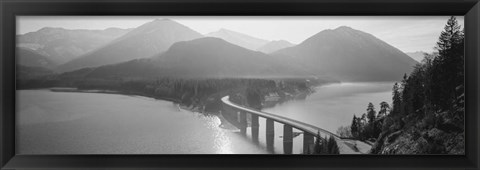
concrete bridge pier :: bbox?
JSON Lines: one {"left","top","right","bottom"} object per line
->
{"left": 283, "top": 124, "right": 293, "bottom": 154}
{"left": 251, "top": 114, "right": 259, "bottom": 143}
{"left": 303, "top": 132, "right": 314, "bottom": 154}
{"left": 239, "top": 111, "right": 247, "bottom": 135}
{"left": 266, "top": 118, "right": 275, "bottom": 152}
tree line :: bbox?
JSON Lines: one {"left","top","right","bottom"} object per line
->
{"left": 337, "top": 17, "right": 464, "bottom": 154}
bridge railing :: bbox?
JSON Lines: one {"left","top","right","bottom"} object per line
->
{"left": 221, "top": 95, "right": 342, "bottom": 154}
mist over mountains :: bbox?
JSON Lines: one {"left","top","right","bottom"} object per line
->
{"left": 16, "top": 47, "right": 58, "bottom": 69}
{"left": 18, "top": 19, "right": 418, "bottom": 82}
{"left": 274, "top": 26, "right": 418, "bottom": 81}
{"left": 17, "top": 27, "right": 132, "bottom": 64}
{"left": 206, "top": 28, "right": 269, "bottom": 51}
{"left": 84, "top": 37, "right": 310, "bottom": 79}
{"left": 405, "top": 51, "right": 428, "bottom": 62}
{"left": 257, "top": 40, "right": 295, "bottom": 54}
{"left": 57, "top": 19, "right": 203, "bottom": 72}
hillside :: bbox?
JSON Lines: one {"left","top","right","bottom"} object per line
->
{"left": 16, "top": 47, "right": 58, "bottom": 69}
{"left": 206, "top": 29, "right": 268, "bottom": 51}
{"left": 257, "top": 40, "right": 295, "bottom": 54}
{"left": 17, "top": 27, "right": 131, "bottom": 64}
{"left": 84, "top": 37, "right": 311, "bottom": 79}
{"left": 58, "top": 19, "right": 203, "bottom": 72}
{"left": 274, "top": 26, "right": 418, "bottom": 82}
{"left": 405, "top": 51, "right": 427, "bottom": 62}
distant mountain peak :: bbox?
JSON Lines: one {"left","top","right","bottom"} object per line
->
{"left": 257, "top": 40, "right": 295, "bottom": 54}
{"left": 36, "top": 27, "right": 66, "bottom": 34}
{"left": 334, "top": 26, "right": 354, "bottom": 31}
{"left": 166, "top": 37, "right": 240, "bottom": 53}
{"left": 274, "top": 26, "right": 418, "bottom": 81}
{"left": 154, "top": 18, "right": 171, "bottom": 21}
{"left": 270, "top": 40, "right": 290, "bottom": 43}
{"left": 39, "top": 27, "right": 63, "bottom": 31}
{"left": 206, "top": 28, "right": 268, "bottom": 50}
{"left": 186, "top": 37, "right": 226, "bottom": 44}
{"left": 145, "top": 18, "right": 179, "bottom": 26}
{"left": 58, "top": 19, "right": 203, "bottom": 72}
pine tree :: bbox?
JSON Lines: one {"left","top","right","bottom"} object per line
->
{"left": 391, "top": 82, "right": 402, "bottom": 117}
{"left": 351, "top": 115, "right": 358, "bottom": 138}
{"left": 313, "top": 131, "right": 322, "bottom": 154}
{"left": 367, "top": 102, "right": 376, "bottom": 124}
{"left": 431, "top": 16, "right": 464, "bottom": 111}
{"left": 366, "top": 102, "right": 377, "bottom": 138}
{"left": 327, "top": 135, "right": 340, "bottom": 154}
{"left": 378, "top": 101, "right": 390, "bottom": 118}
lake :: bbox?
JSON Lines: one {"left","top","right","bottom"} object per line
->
{"left": 244, "top": 82, "right": 394, "bottom": 154}
{"left": 16, "top": 82, "right": 393, "bottom": 154}
{"left": 16, "top": 90, "right": 267, "bottom": 154}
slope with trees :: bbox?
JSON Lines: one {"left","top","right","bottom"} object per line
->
{"left": 340, "top": 17, "right": 464, "bottom": 154}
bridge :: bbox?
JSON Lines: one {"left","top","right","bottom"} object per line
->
{"left": 221, "top": 96, "right": 371, "bottom": 154}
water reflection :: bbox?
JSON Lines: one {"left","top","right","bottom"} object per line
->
{"left": 17, "top": 90, "right": 267, "bottom": 154}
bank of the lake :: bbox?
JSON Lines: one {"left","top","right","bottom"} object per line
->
{"left": 263, "top": 82, "right": 393, "bottom": 135}
{"left": 17, "top": 82, "right": 392, "bottom": 154}
{"left": 232, "top": 82, "right": 393, "bottom": 154}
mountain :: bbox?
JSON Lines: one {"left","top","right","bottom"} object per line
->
{"left": 206, "top": 29, "right": 269, "bottom": 51}
{"left": 257, "top": 40, "right": 295, "bottom": 53}
{"left": 274, "top": 26, "right": 418, "bottom": 82}
{"left": 81, "top": 37, "right": 310, "bottom": 79}
{"left": 58, "top": 19, "right": 203, "bottom": 72}
{"left": 17, "top": 27, "right": 132, "bottom": 64}
{"left": 16, "top": 47, "right": 58, "bottom": 69}
{"left": 405, "top": 51, "right": 427, "bottom": 62}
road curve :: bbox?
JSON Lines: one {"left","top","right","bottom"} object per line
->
{"left": 221, "top": 96, "right": 372, "bottom": 154}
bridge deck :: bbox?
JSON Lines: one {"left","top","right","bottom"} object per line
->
{"left": 222, "top": 96, "right": 339, "bottom": 138}
{"left": 221, "top": 96, "right": 372, "bottom": 154}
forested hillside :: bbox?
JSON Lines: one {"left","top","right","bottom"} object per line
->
{"left": 338, "top": 16, "right": 465, "bottom": 154}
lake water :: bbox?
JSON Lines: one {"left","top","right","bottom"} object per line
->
{"left": 249, "top": 82, "right": 393, "bottom": 154}
{"left": 16, "top": 82, "right": 392, "bottom": 154}
{"left": 16, "top": 90, "right": 267, "bottom": 154}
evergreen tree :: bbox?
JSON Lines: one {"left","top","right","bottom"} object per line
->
{"left": 327, "top": 135, "right": 340, "bottom": 154}
{"left": 351, "top": 115, "right": 358, "bottom": 138}
{"left": 378, "top": 101, "right": 390, "bottom": 118}
{"left": 246, "top": 86, "right": 263, "bottom": 110}
{"left": 367, "top": 102, "right": 376, "bottom": 124}
{"left": 391, "top": 83, "right": 402, "bottom": 117}
{"left": 431, "top": 16, "right": 464, "bottom": 111}
{"left": 366, "top": 102, "right": 377, "bottom": 138}
{"left": 313, "top": 131, "right": 322, "bottom": 154}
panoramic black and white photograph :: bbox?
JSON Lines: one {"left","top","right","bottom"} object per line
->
{"left": 16, "top": 16, "right": 465, "bottom": 155}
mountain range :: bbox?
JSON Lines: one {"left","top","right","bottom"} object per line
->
{"left": 206, "top": 28, "right": 269, "bottom": 51}
{"left": 57, "top": 19, "right": 203, "bottom": 72}
{"left": 405, "top": 51, "right": 427, "bottom": 62}
{"left": 82, "top": 37, "right": 309, "bottom": 79}
{"left": 274, "top": 26, "right": 418, "bottom": 81}
{"left": 16, "top": 47, "right": 58, "bottom": 69}
{"left": 19, "top": 19, "right": 418, "bottom": 82}
{"left": 17, "top": 27, "right": 132, "bottom": 64}
{"left": 257, "top": 40, "right": 295, "bottom": 54}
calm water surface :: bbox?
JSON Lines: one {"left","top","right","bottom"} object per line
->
{"left": 17, "top": 90, "right": 267, "bottom": 154}
{"left": 252, "top": 82, "right": 393, "bottom": 154}
{"left": 17, "top": 82, "right": 392, "bottom": 154}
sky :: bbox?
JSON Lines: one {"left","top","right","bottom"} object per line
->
{"left": 17, "top": 16, "right": 464, "bottom": 53}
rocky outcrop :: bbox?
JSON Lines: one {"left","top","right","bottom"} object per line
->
{"left": 371, "top": 122, "right": 464, "bottom": 155}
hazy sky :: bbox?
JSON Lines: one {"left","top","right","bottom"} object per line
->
{"left": 17, "top": 16, "right": 463, "bottom": 53}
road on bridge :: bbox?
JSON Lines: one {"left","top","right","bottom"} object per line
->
{"left": 221, "top": 96, "right": 372, "bottom": 154}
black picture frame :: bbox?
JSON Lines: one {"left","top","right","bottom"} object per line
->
{"left": 1, "top": 0, "right": 479, "bottom": 169}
